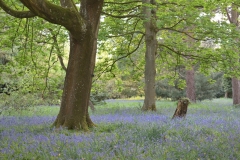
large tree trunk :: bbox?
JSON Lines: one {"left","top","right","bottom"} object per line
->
{"left": 142, "top": 0, "right": 157, "bottom": 111}
{"left": 53, "top": 34, "right": 95, "bottom": 131}
{"left": 232, "top": 78, "right": 240, "bottom": 105}
{"left": 53, "top": 0, "right": 103, "bottom": 131}
{"left": 186, "top": 68, "right": 196, "bottom": 103}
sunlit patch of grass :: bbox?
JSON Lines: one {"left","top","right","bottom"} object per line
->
{"left": 1, "top": 105, "right": 60, "bottom": 117}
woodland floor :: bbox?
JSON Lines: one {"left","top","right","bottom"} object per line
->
{"left": 0, "top": 98, "right": 240, "bottom": 160}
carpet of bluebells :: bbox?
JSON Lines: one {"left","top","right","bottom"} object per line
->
{"left": 0, "top": 99, "right": 240, "bottom": 160}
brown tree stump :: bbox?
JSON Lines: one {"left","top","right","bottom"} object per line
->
{"left": 172, "top": 98, "right": 190, "bottom": 119}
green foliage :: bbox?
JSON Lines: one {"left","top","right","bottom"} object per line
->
{"left": 154, "top": 0, "right": 240, "bottom": 81}
{"left": 155, "top": 72, "right": 224, "bottom": 101}
{"left": 222, "top": 77, "right": 232, "bottom": 98}
{"left": 155, "top": 79, "right": 185, "bottom": 101}
{"left": 195, "top": 72, "right": 224, "bottom": 101}
{"left": 0, "top": 10, "right": 68, "bottom": 103}
{"left": 0, "top": 92, "right": 39, "bottom": 115}
{"left": 0, "top": 91, "right": 61, "bottom": 116}
{"left": 94, "top": 0, "right": 145, "bottom": 98}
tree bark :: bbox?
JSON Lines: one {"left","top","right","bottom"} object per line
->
{"left": 232, "top": 78, "right": 240, "bottom": 105}
{"left": 172, "top": 98, "right": 190, "bottom": 119}
{"left": 53, "top": 35, "right": 93, "bottom": 130}
{"left": 229, "top": 4, "right": 240, "bottom": 105}
{"left": 53, "top": 0, "right": 103, "bottom": 131}
{"left": 142, "top": 0, "right": 157, "bottom": 111}
{"left": 186, "top": 68, "right": 196, "bottom": 103}
{"left": 52, "top": 33, "right": 96, "bottom": 113}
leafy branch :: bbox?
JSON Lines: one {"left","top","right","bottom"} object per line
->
{"left": 93, "top": 34, "right": 144, "bottom": 82}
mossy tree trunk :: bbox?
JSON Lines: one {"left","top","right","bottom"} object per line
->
{"left": 142, "top": 0, "right": 157, "bottom": 111}
{"left": 0, "top": 0, "right": 104, "bottom": 131}
{"left": 53, "top": 0, "right": 103, "bottom": 131}
{"left": 53, "top": 33, "right": 96, "bottom": 131}
{"left": 172, "top": 98, "right": 190, "bottom": 119}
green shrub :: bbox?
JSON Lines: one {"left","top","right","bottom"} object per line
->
{"left": 0, "top": 92, "right": 40, "bottom": 114}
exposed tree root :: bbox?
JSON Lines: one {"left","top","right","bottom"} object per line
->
{"left": 52, "top": 115, "right": 96, "bottom": 132}
{"left": 142, "top": 104, "right": 157, "bottom": 111}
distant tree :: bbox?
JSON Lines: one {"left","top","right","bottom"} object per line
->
{"left": 223, "top": 77, "right": 232, "bottom": 98}
{"left": 0, "top": 0, "right": 104, "bottom": 131}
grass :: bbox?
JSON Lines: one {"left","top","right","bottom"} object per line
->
{"left": 1, "top": 98, "right": 240, "bottom": 159}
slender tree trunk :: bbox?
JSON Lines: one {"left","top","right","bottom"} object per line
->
{"left": 224, "top": 92, "right": 228, "bottom": 98}
{"left": 53, "top": 0, "right": 103, "bottom": 131}
{"left": 142, "top": 0, "right": 157, "bottom": 111}
{"left": 186, "top": 68, "right": 196, "bottom": 103}
{"left": 232, "top": 78, "right": 240, "bottom": 105}
{"left": 230, "top": 4, "right": 240, "bottom": 105}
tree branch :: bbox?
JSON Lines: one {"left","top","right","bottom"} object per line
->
{"left": 93, "top": 34, "right": 145, "bottom": 82}
{"left": 225, "top": 7, "right": 232, "bottom": 23}
{"left": 48, "top": 27, "right": 67, "bottom": 71}
{"left": 57, "top": 54, "right": 67, "bottom": 71}
{"left": 104, "top": 5, "right": 141, "bottom": 14}
{"left": 19, "top": 0, "right": 83, "bottom": 33}
{"left": 158, "top": 43, "right": 217, "bottom": 62}
{"left": 163, "top": 18, "right": 186, "bottom": 29}
{"left": 102, "top": 11, "right": 141, "bottom": 18}
{"left": 160, "top": 27, "right": 202, "bottom": 41}
{"left": 106, "top": 31, "right": 144, "bottom": 38}
{"left": 159, "top": 2, "right": 203, "bottom": 9}
{"left": 0, "top": 0, "right": 36, "bottom": 18}
{"left": 104, "top": 1, "right": 141, "bottom": 5}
